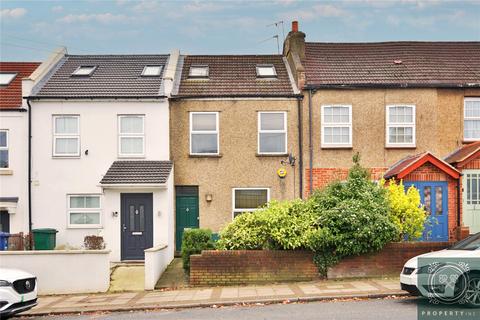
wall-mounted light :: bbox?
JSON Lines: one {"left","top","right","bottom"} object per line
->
{"left": 205, "top": 194, "right": 213, "bottom": 202}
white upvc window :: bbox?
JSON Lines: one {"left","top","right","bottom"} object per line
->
{"left": 256, "top": 65, "right": 277, "bottom": 78}
{"left": 232, "top": 188, "right": 270, "bottom": 218}
{"left": 190, "top": 112, "right": 219, "bottom": 155}
{"left": 67, "top": 195, "right": 101, "bottom": 228}
{"left": 464, "top": 98, "right": 480, "bottom": 141}
{"left": 258, "top": 112, "right": 287, "bottom": 154}
{"left": 53, "top": 115, "right": 80, "bottom": 157}
{"left": 386, "top": 105, "right": 416, "bottom": 148}
{"left": 321, "top": 105, "right": 352, "bottom": 148}
{"left": 0, "top": 130, "right": 8, "bottom": 168}
{"left": 118, "top": 115, "right": 145, "bottom": 157}
{"left": 189, "top": 65, "right": 209, "bottom": 78}
{"left": 0, "top": 73, "right": 17, "bottom": 86}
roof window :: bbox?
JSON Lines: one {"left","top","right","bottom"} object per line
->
{"left": 0, "top": 73, "right": 17, "bottom": 86}
{"left": 142, "top": 65, "right": 163, "bottom": 77}
{"left": 256, "top": 65, "right": 277, "bottom": 78}
{"left": 71, "top": 66, "right": 96, "bottom": 76}
{"left": 189, "top": 65, "right": 209, "bottom": 78}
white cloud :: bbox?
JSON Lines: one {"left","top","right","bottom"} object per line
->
{"left": 183, "top": 1, "right": 225, "bottom": 12}
{"left": 132, "top": 0, "right": 160, "bottom": 13}
{"left": 1, "top": 7, "right": 27, "bottom": 19}
{"left": 57, "top": 13, "right": 129, "bottom": 24}
{"left": 286, "top": 4, "right": 350, "bottom": 21}
{"left": 51, "top": 6, "right": 63, "bottom": 13}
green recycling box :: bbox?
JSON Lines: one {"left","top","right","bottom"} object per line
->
{"left": 32, "top": 228, "right": 58, "bottom": 250}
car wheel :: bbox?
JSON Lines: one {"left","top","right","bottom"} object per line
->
{"left": 464, "top": 275, "right": 480, "bottom": 307}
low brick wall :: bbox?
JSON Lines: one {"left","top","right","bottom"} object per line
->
{"left": 327, "top": 242, "right": 452, "bottom": 279}
{"left": 190, "top": 250, "right": 319, "bottom": 286}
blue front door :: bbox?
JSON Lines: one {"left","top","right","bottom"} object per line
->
{"left": 404, "top": 181, "right": 449, "bottom": 241}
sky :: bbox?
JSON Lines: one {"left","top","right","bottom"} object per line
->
{"left": 0, "top": 0, "right": 479, "bottom": 62}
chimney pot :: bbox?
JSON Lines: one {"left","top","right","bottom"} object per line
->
{"left": 292, "top": 21, "right": 298, "bottom": 32}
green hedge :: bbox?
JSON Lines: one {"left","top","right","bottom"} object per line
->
{"left": 181, "top": 228, "right": 216, "bottom": 271}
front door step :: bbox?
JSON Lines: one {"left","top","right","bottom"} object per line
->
{"left": 109, "top": 264, "right": 145, "bottom": 292}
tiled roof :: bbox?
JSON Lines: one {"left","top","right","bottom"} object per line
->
{"left": 304, "top": 42, "right": 480, "bottom": 88}
{"left": 0, "top": 62, "right": 40, "bottom": 109}
{"left": 100, "top": 161, "right": 173, "bottom": 185}
{"left": 445, "top": 141, "right": 480, "bottom": 166}
{"left": 384, "top": 152, "right": 460, "bottom": 179}
{"left": 34, "top": 55, "right": 169, "bottom": 98}
{"left": 175, "top": 55, "right": 296, "bottom": 97}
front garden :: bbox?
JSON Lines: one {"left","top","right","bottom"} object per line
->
{"left": 182, "top": 154, "right": 432, "bottom": 281}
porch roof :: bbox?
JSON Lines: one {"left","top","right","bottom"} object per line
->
{"left": 384, "top": 152, "right": 461, "bottom": 180}
{"left": 100, "top": 161, "right": 173, "bottom": 185}
{"left": 444, "top": 141, "right": 480, "bottom": 168}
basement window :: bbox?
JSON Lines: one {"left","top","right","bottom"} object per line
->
{"left": 142, "top": 65, "right": 163, "bottom": 77}
{"left": 0, "top": 73, "right": 17, "bottom": 86}
{"left": 71, "top": 66, "right": 96, "bottom": 76}
{"left": 256, "top": 65, "right": 277, "bottom": 78}
{"left": 188, "top": 65, "right": 209, "bottom": 78}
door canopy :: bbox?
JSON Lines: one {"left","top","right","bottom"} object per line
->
{"left": 445, "top": 141, "right": 480, "bottom": 168}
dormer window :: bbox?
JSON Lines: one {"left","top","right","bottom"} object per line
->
{"left": 0, "top": 73, "right": 17, "bottom": 86}
{"left": 189, "top": 65, "right": 209, "bottom": 79}
{"left": 256, "top": 65, "right": 277, "bottom": 78}
{"left": 142, "top": 65, "right": 163, "bottom": 77}
{"left": 72, "top": 66, "right": 96, "bottom": 76}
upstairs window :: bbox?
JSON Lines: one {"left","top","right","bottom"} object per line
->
{"left": 142, "top": 65, "right": 163, "bottom": 77}
{"left": 464, "top": 98, "right": 480, "bottom": 141}
{"left": 190, "top": 112, "right": 219, "bottom": 155}
{"left": 258, "top": 112, "right": 287, "bottom": 154}
{"left": 53, "top": 116, "right": 80, "bottom": 157}
{"left": 72, "top": 66, "right": 96, "bottom": 76}
{"left": 232, "top": 188, "right": 269, "bottom": 218}
{"left": 118, "top": 115, "right": 145, "bottom": 157}
{"left": 0, "top": 73, "right": 17, "bottom": 86}
{"left": 386, "top": 105, "right": 415, "bottom": 147}
{"left": 0, "top": 130, "right": 8, "bottom": 168}
{"left": 256, "top": 65, "right": 277, "bottom": 78}
{"left": 321, "top": 105, "right": 352, "bottom": 148}
{"left": 68, "top": 195, "right": 101, "bottom": 228}
{"left": 189, "top": 65, "right": 209, "bottom": 78}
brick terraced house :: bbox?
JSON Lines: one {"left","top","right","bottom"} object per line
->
{"left": 283, "top": 21, "right": 480, "bottom": 241}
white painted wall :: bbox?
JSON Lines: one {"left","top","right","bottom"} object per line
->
{"left": 0, "top": 250, "right": 110, "bottom": 294}
{"left": 0, "top": 111, "right": 28, "bottom": 233}
{"left": 30, "top": 100, "right": 173, "bottom": 261}
{"left": 144, "top": 244, "right": 171, "bottom": 290}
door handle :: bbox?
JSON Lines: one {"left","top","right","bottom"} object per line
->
{"left": 122, "top": 224, "right": 127, "bottom": 232}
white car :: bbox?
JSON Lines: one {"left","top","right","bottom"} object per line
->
{"left": 400, "top": 233, "right": 480, "bottom": 304}
{"left": 0, "top": 268, "right": 38, "bottom": 318}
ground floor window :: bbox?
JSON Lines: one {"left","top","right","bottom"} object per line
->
{"left": 232, "top": 188, "right": 270, "bottom": 218}
{"left": 67, "top": 195, "right": 101, "bottom": 228}
{"left": 0, "top": 210, "right": 9, "bottom": 232}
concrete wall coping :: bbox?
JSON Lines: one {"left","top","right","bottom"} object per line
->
{"left": 0, "top": 249, "right": 111, "bottom": 255}
{"left": 144, "top": 244, "right": 168, "bottom": 253}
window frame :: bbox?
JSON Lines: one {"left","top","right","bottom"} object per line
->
{"left": 52, "top": 115, "right": 81, "bottom": 158}
{"left": 232, "top": 187, "right": 270, "bottom": 219}
{"left": 385, "top": 104, "right": 416, "bottom": 148}
{"left": 257, "top": 111, "right": 287, "bottom": 155}
{"left": 189, "top": 112, "right": 219, "bottom": 156}
{"left": 321, "top": 104, "right": 352, "bottom": 148}
{"left": 188, "top": 65, "right": 209, "bottom": 79}
{"left": 0, "top": 130, "right": 9, "bottom": 169}
{"left": 118, "top": 114, "right": 146, "bottom": 158}
{"left": 67, "top": 194, "right": 102, "bottom": 229}
{"left": 71, "top": 66, "right": 97, "bottom": 77}
{"left": 464, "top": 97, "right": 480, "bottom": 142}
{"left": 0, "top": 72, "right": 17, "bottom": 86}
{"left": 256, "top": 64, "right": 277, "bottom": 78}
{"left": 141, "top": 65, "right": 163, "bottom": 77}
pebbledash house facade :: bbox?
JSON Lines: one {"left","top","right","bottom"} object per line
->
{"left": 284, "top": 21, "right": 480, "bottom": 241}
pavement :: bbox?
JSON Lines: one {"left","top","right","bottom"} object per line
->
{"left": 22, "top": 278, "right": 407, "bottom": 317}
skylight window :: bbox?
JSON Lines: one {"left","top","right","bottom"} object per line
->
{"left": 0, "top": 73, "right": 17, "bottom": 86}
{"left": 189, "top": 65, "right": 209, "bottom": 78}
{"left": 142, "top": 65, "right": 163, "bottom": 77}
{"left": 72, "top": 66, "right": 96, "bottom": 76}
{"left": 256, "top": 65, "right": 277, "bottom": 78}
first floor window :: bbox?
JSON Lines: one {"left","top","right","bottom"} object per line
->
{"left": 190, "top": 112, "right": 219, "bottom": 155}
{"left": 68, "top": 195, "right": 101, "bottom": 228}
{"left": 321, "top": 105, "right": 352, "bottom": 147}
{"left": 53, "top": 115, "right": 80, "bottom": 157}
{"left": 464, "top": 98, "right": 480, "bottom": 141}
{"left": 258, "top": 112, "right": 287, "bottom": 154}
{"left": 118, "top": 115, "right": 145, "bottom": 157}
{"left": 0, "top": 130, "right": 8, "bottom": 168}
{"left": 386, "top": 105, "right": 415, "bottom": 147}
{"left": 232, "top": 188, "right": 269, "bottom": 218}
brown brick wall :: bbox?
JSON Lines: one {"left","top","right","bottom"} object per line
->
{"left": 328, "top": 242, "right": 452, "bottom": 279}
{"left": 189, "top": 250, "right": 319, "bottom": 286}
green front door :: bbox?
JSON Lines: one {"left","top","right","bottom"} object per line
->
{"left": 175, "top": 187, "right": 199, "bottom": 251}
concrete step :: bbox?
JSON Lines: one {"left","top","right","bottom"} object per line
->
{"left": 109, "top": 263, "right": 145, "bottom": 292}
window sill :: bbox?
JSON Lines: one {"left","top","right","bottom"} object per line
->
{"left": 256, "top": 153, "right": 288, "bottom": 157}
{"left": 117, "top": 155, "right": 146, "bottom": 159}
{"left": 67, "top": 225, "right": 103, "bottom": 229}
{"left": 385, "top": 145, "right": 416, "bottom": 149}
{"left": 321, "top": 145, "right": 352, "bottom": 149}
{"left": 0, "top": 169, "right": 13, "bottom": 175}
{"left": 189, "top": 154, "right": 222, "bottom": 158}
{"left": 52, "top": 156, "right": 81, "bottom": 159}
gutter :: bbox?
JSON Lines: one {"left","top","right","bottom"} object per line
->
{"left": 25, "top": 95, "right": 168, "bottom": 100}
{"left": 0, "top": 108, "right": 28, "bottom": 112}
{"left": 26, "top": 99, "right": 33, "bottom": 240}
{"left": 303, "top": 83, "right": 480, "bottom": 90}
{"left": 297, "top": 96, "right": 304, "bottom": 199}
{"left": 170, "top": 94, "right": 301, "bottom": 100}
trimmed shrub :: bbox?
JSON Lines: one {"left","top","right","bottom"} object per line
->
{"left": 181, "top": 229, "right": 215, "bottom": 271}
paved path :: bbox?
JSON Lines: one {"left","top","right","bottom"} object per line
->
{"left": 23, "top": 278, "right": 405, "bottom": 316}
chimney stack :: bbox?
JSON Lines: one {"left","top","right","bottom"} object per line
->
{"left": 292, "top": 21, "right": 298, "bottom": 33}
{"left": 283, "top": 20, "right": 306, "bottom": 89}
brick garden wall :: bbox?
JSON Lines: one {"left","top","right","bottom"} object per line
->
{"left": 189, "top": 250, "right": 319, "bottom": 286}
{"left": 327, "top": 242, "right": 452, "bottom": 279}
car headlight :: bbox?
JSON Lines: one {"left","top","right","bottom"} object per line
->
{"left": 0, "top": 280, "right": 11, "bottom": 287}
